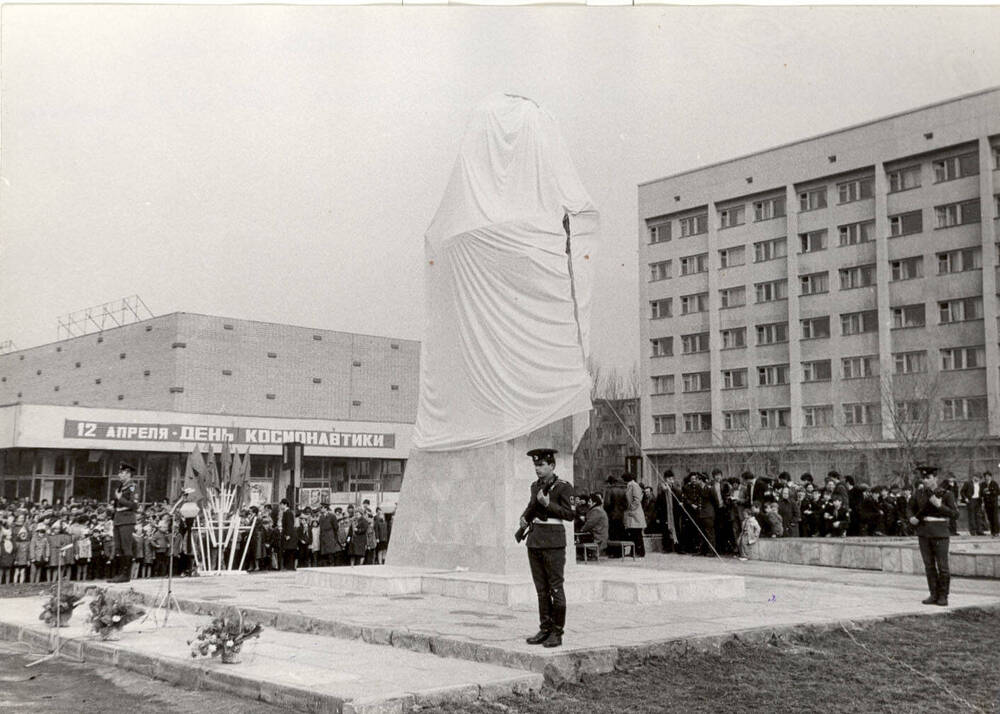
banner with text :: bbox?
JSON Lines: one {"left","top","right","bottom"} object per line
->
{"left": 63, "top": 419, "right": 395, "bottom": 449}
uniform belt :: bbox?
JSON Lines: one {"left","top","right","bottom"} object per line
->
{"left": 531, "top": 520, "right": 564, "bottom": 526}
{"left": 923, "top": 516, "right": 947, "bottom": 522}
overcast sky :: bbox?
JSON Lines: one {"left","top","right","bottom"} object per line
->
{"left": 2, "top": 5, "right": 999, "bottom": 373}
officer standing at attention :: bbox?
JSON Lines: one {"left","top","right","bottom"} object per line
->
{"left": 908, "top": 465, "right": 958, "bottom": 606}
{"left": 519, "top": 448, "right": 575, "bottom": 648}
{"left": 108, "top": 463, "right": 138, "bottom": 583}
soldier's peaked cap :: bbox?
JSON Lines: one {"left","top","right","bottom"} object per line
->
{"left": 527, "top": 448, "right": 557, "bottom": 464}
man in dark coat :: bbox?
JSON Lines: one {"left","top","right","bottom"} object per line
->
{"left": 108, "top": 464, "right": 138, "bottom": 583}
{"left": 603, "top": 475, "right": 627, "bottom": 541}
{"left": 317, "top": 503, "right": 338, "bottom": 566}
{"left": 520, "top": 448, "right": 575, "bottom": 649}
{"left": 908, "top": 466, "right": 959, "bottom": 606}
{"left": 278, "top": 498, "right": 297, "bottom": 571}
{"left": 983, "top": 472, "right": 1000, "bottom": 537}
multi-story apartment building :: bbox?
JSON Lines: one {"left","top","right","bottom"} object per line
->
{"left": 638, "top": 87, "right": 1000, "bottom": 482}
{"left": 573, "top": 397, "right": 640, "bottom": 493}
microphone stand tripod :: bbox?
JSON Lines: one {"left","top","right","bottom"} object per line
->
{"left": 143, "top": 494, "right": 187, "bottom": 627}
{"left": 26, "top": 543, "right": 81, "bottom": 668}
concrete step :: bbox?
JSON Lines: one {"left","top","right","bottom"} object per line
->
{"left": 0, "top": 595, "right": 542, "bottom": 714}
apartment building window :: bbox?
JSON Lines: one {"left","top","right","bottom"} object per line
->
{"left": 799, "top": 187, "right": 827, "bottom": 212}
{"left": 753, "top": 196, "right": 786, "bottom": 222}
{"left": 994, "top": 145, "right": 1000, "bottom": 170}
{"left": 888, "top": 165, "right": 921, "bottom": 193}
{"left": 799, "top": 230, "right": 828, "bottom": 253}
{"left": 721, "top": 327, "right": 746, "bottom": 349}
{"left": 841, "top": 310, "right": 878, "bottom": 336}
{"left": 759, "top": 408, "right": 790, "bottom": 428}
{"left": 893, "top": 350, "right": 927, "bottom": 375}
{"left": 895, "top": 400, "right": 928, "bottom": 423}
{"left": 889, "top": 210, "right": 923, "bottom": 237}
{"left": 837, "top": 177, "right": 874, "bottom": 204}
{"left": 936, "top": 199, "right": 981, "bottom": 228}
{"left": 679, "top": 214, "right": 708, "bottom": 237}
{"left": 933, "top": 152, "right": 979, "bottom": 183}
{"left": 800, "top": 272, "right": 829, "bottom": 296}
{"left": 719, "top": 245, "right": 746, "bottom": 268}
{"left": 650, "top": 298, "right": 672, "bottom": 319}
{"left": 680, "top": 253, "right": 709, "bottom": 275}
{"left": 680, "top": 292, "right": 709, "bottom": 314}
{"left": 802, "top": 359, "right": 832, "bottom": 382}
{"left": 938, "top": 247, "right": 982, "bottom": 274}
{"left": 719, "top": 205, "right": 745, "bottom": 228}
{"left": 844, "top": 402, "right": 880, "bottom": 425}
{"left": 681, "top": 332, "right": 710, "bottom": 354}
{"left": 683, "top": 413, "right": 712, "bottom": 433}
{"left": 891, "top": 304, "right": 926, "bottom": 329}
{"left": 649, "top": 260, "right": 672, "bottom": 281}
{"left": 653, "top": 414, "right": 677, "bottom": 434}
{"left": 651, "top": 337, "right": 673, "bottom": 357}
{"left": 682, "top": 371, "right": 711, "bottom": 392}
{"left": 839, "top": 220, "right": 875, "bottom": 246}
{"left": 723, "top": 410, "right": 750, "bottom": 430}
{"left": 755, "top": 279, "right": 788, "bottom": 303}
{"left": 651, "top": 374, "right": 675, "bottom": 395}
{"left": 756, "top": 322, "right": 788, "bottom": 345}
{"left": 842, "top": 355, "right": 878, "bottom": 379}
{"left": 649, "top": 222, "right": 671, "bottom": 244}
{"left": 939, "top": 296, "right": 983, "bottom": 324}
{"left": 758, "top": 364, "right": 790, "bottom": 386}
{"left": 803, "top": 405, "right": 834, "bottom": 427}
{"left": 719, "top": 286, "right": 746, "bottom": 309}
{"left": 890, "top": 256, "right": 922, "bottom": 281}
{"left": 941, "top": 345, "right": 986, "bottom": 371}
{"left": 722, "top": 368, "right": 747, "bottom": 389}
{"left": 754, "top": 237, "right": 786, "bottom": 264}
{"left": 941, "top": 396, "right": 988, "bottom": 421}
{"left": 801, "top": 316, "right": 830, "bottom": 340}
{"left": 839, "top": 264, "right": 876, "bottom": 290}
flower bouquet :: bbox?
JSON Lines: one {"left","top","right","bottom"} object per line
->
{"left": 88, "top": 588, "right": 145, "bottom": 640}
{"left": 39, "top": 587, "right": 83, "bottom": 627}
{"left": 188, "top": 608, "right": 262, "bottom": 664}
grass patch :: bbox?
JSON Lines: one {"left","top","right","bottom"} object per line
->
{"left": 424, "top": 608, "right": 1000, "bottom": 714}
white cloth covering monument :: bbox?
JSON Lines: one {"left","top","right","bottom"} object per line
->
{"left": 386, "top": 94, "right": 598, "bottom": 575}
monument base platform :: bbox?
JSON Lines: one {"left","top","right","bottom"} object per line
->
{"left": 295, "top": 564, "right": 745, "bottom": 608}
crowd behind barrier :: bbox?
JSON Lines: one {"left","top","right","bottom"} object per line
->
{"left": 0, "top": 496, "right": 391, "bottom": 585}
{"left": 577, "top": 469, "right": 1000, "bottom": 562}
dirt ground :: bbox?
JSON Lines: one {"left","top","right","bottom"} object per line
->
{"left": 425, "top": 607, "right": 1000, "bottom": 714}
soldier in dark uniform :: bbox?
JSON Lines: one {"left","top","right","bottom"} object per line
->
{"left": 108, "top": 463, "right": 138, "bottom": 583}
{"left": 907, "top": 466, "right": 958, "bottom": 606}
{"left": 519, "top": 448, "right": 575, "bottom": 649}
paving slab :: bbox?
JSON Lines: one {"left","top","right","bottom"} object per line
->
{"left": 0, "top": 594, "right": 542, "bottom": 714}
{"left": 60, "top": 552, "right": 1000, "bottom": 687}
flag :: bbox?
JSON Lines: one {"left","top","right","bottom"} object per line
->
{"left": 184, "top": 447, "right": 209, "bottom": 507}
{"left": 205, "top": 443, "right": 219, "bottom": 490}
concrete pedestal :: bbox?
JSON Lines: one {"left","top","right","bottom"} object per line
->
{"left": 385, "top": 417, "right": 579, "bottom": 577}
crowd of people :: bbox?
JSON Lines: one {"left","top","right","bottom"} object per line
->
{"left": 577, "top": 468, "right": 1000, "bottom": 561}
{"left": 0, "top": 496, "right": 391, "bottom": 585}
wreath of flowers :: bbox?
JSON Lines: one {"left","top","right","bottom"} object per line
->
{"left": 39, "top": 587, "right": 83, "bottom": 627}
{"left": 87, "top": 588, "right": 145, "bottom": 638}
{"left": 188, "top": 608, "right": 262, "bottom": 659}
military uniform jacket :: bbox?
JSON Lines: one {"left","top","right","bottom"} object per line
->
{"left": 907, "top": 488, "right": 959, "bottom": 538}
{"left": 521, "top": 476, "right": 575, "bottom": 549}
{"left": 112, "top": 487, "right": 138, "bottom": 527}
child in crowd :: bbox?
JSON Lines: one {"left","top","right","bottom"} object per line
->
{"left": 132, "top": 524, "right": 145, "bottom": 580}
{"left": 763, "top": 501, "right": 784, "bottom": 538}
{"left": 142, "top": 522, "right": 157, "bottom": 578}
{"left": 0, "top": 524, "right": 14, "bottom": 584}
{"left": 150, "top": 519, "right": 169, "bottom": 577}
{"left": 738, "top": 506, "right": 761, "bottom": 562}
{"left": 825, "top": 496, "right": 850, "bottom": 537}
{"left": 14, "top": 527, "right": 30, "bottom": 583}
{"left": 71, "top": 516, "right": 92, "bottom": 581}
{"left": 30, "top": 523, "right": 50, "bottom": 583}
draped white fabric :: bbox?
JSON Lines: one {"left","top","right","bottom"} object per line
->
{"left": 413, "top": 94, "right": 598, "bottom": 451}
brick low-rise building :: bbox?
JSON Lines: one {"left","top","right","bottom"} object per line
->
{"left": 0, "top": 312, "right": 418, "bottom": 508}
